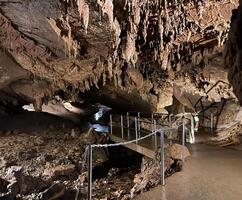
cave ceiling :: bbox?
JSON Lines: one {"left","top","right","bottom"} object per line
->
{"left": 0, "top": 0, "right": 239, "bottom": 111}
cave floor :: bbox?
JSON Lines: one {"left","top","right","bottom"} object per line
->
{"left": 135, "top": 143, "right": 242, "bottom": 200}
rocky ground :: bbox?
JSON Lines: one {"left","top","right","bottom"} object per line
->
{"left": 0, "top": 118, "right": 190, "bottom": 200}
{"left": 0, "top": 127, "right": 87, "bottom": 200}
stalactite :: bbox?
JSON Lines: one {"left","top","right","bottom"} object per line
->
{"left": 2, "top": 0, "right": 235, "bottom": 97}
{"left": 76, "top": 0, "right": 89, "bottom": 33}
{"left": 82, "top": 3, "right": 89, "bottom": 33}
{"left": 66, "top": 16, "right": 71, "bottom": 57}
{"left": 97, "top": 0, "right": 114, "bottom": 25}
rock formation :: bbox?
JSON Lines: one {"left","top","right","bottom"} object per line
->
{"left": 225, "top": 0, "right": 242, "bottom": 105}
{"left": 1, "top": 1, "right": 242, "bottom": 198}
{"left": 0, "top": 0, "right": 239, "bottom": 112}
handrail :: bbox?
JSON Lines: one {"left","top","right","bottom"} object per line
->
{"left": 194, "top": 80, "right": 234, "bottom": 124}
{"left": 85, "top": 128, "right": 167, "bottom": 200}
{"left": 126, "top": 110, "right": 169, "bottom": 116}
{"left": 86, "top": 115, "right": 190, "bottom": 200}
{"left": 110, "top": 111, "right": 197, "bottom": 119}
{"left": 194, "top": 80, "right": 232, "bottom": 108}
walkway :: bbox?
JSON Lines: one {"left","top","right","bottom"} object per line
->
{"left": 106, "top": 112, "right": 191, "bottom": 160}
{"left": 110, "top": 126, "right": 163, "bottom": 159}
{"left": 135, "top": 143, "right": 242, "bottom": 200}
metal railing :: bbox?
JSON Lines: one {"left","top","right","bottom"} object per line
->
{"left": 85, "top": 111, "right": 194, "bottom": 200}
{"left": 108, "top": 111, "right": 209, "bottom": 138}
{"left": 86, "top": 128, "right": 165, "bottom": 200}
{"left": 197, "top": 112, "right": 214, "bottom": 130}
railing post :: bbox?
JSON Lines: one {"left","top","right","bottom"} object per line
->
{"left": 138, "top": 112, "right": 141, "bottom": 137}
{"left": 121, "top": 115, "right": 124, "bottom": 138}
{"left": 127, "top": 112, "right": 129, "bottom": 128}
{"left": 160, "top": 129, "right": 165, "bottom": 186}
{"left": 210, "top": 113, "right": 213, "bottom": 130}
{"left": 110, "top": 114, "right": 112, "bottom": 135}
{"left": 88, "top": 144, "right": 93, "bottom": 200}
{"left": 190, "top": 114, "right": 195, "bottom": 143}
{"left": 154, "top": 119, "right": 157, "bottom": 148}
{"left": 169, "top": 114, "right": 172, "bottom": 145}
{"left": 181, "top": 116, "right": 185, "bottom": 162}
{"left": 151, "top": 113, "right": 154, "bottom": 123}
{"left": 127, "top": 112, "right": 130, "bottom": 138}
{"left": 135, "top": 117, "right": 138, "bottom": 143}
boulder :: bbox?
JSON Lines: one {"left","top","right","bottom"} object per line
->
{"left": 130, "top": 144, "right": 190, "bottom": 197}
{"left": 165, "top": 143, "right": 191, "bottom": 161}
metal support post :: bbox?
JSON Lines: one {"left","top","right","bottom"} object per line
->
{"left": 127, "top": 129, "right": 130, "bottom": 139}
{"left": 138, "top": 112, "right": 141, "bottom": 137}
{"left": 88, "top": 145, "right": 93, "bottom": 200}
{"left": 110, "top": 114, "right": 112, "bottom": 135}
{"left": 181, "top": 117, "right": 185, "bottom": 162}
{"left": 154, "top": 119, "right": 157, "bottom": 148}
{"left": 190, "top": 114, "right": 195, "bottom": 143}
{"left": 135, "top": 117, "right": 138, "bottom": 143}
{"left": 121, "top": 115, "right": 124, "bottom": 138}
{"left": 127, "top": 112, "right": 129, "bottom": 128}
{"left": 127, "top": 112, "right": 130, "bottom": 138}
{"left": 160, "top": 129, "right": 165, "bottom": 186}
{"left": 169, "top": 114, "right": 172, "bottom": 145}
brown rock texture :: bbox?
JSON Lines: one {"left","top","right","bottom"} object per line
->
{"left": 130, "top": 143, "right": 190, "bottom": 197}
{"left": 0, "top": 0, "right": 238, "bottom": 110}
{"left": 225, "top": 0, "right": 242, "bottom": 105}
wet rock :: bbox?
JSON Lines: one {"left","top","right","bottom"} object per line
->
{"left": 165, "top": 144, "right": 191, "bottom": 161}
{"left": 43, "top": 164, "right": 76, "bottom": 180}
{"left": 131, "top": 144, "right": 190, "bottom": 197}
{"left": 130, "top": 158, "right": 161, "bottom": 197}
{"left": 130, "top": 157, "right": 174, "bottom": 198}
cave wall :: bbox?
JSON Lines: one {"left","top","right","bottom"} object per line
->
{"left": 225, "top": 0, "right": 242, "bottom": 105}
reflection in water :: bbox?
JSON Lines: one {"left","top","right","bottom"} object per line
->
{"left": 91, "top": 124, "right": 109, "bottom": 133}
{"left": 161, "top": 186, "right": 168, "bottom": 200}
{"left": 91, "top": 104, "right": 111, "bottom": 132}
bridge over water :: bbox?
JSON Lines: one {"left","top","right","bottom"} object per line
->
{"left": 107, "top": 111, "right": 206, "bottom": 158}
{"left": 86, "top": 111, "right": 212, "bottom": 200}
